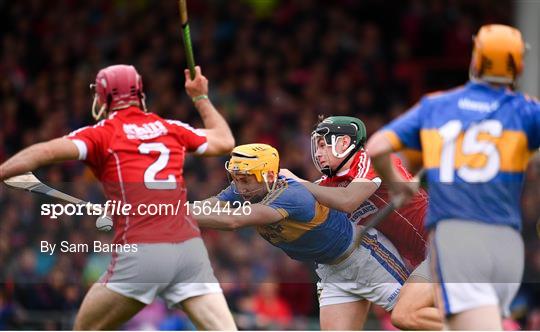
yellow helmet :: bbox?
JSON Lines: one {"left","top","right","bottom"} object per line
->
{"left": 226, "top": 143, "right": 279, "bottom": 183}
{"left": 470, "top": 24, "right": 526, "bottom": 85}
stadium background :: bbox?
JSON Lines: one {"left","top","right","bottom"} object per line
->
{"left": 0, "top": 0, "right": 539, "bottom": 329}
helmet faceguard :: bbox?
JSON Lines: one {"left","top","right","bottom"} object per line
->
{"left": 311, "top": 116, "right": 367, "bottom": 177}
{"left": 469, "top": 24, "right": 527, "bottom": 86}
{"left": 90, "top": 65, "right": 146, "bottom": 121}
{"left": 225, "top": 144, "right": 280, "bottom": 201}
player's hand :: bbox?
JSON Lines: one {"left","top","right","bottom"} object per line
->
{"left": 279, "top": 168, "right": 305, "bottom": 182}
{"left": 387, "top": 174, "right": 419, "bottom": 206}
{"left": 184, "top": 66, "right": 208, "bottom": 99}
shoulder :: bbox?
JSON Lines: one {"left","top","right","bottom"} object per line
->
{"left": 517, "top": 92, "right": 540, "bottom": 110}
{"left": 216, "top": 185, "right": 243, "bottom": 202}
{"left": 261, "top": 178, "right": 317, "bottom": 221}
{"left": 67, "top": 119, "right": 113, "bottom": 137}
{"left": 352, "top": 150, "right": 383, "bottom": 186}
{"left": 262, "top": 178, "right": 314, "bottom": 207}
{"left": 165, "top": 119, "right": 206, "bottom": 137}
{"left": 352, "top": 150, "right": 370, "bottom": 178}
{"left": 523, "top": 93, "right": 540, "bottom": 105}
{"left": 503, "top": 92, "right": 540, "bottom": 122}
{"left": 421, "top": 84, "right": 467, "bottom": 106}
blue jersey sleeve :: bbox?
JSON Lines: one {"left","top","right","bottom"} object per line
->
{"left": 216, "top": 184, "right": 243, "bottom": 202}
{"left": 260, "top": 179, "right": 315, "bottom": 222}
{"left": 382, "top": 101, "right": 424, "bottom": 150}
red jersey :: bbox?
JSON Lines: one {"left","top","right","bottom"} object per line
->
{"left": 319, "top": 149, "right": 428, "bottom": 267}
{"left": 67, "top": 107, "right": 206, "bottom": 244}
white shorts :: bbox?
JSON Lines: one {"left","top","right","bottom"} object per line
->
{"left": 432, "top": 220, "right": 524, "bottom": 317}
{"left": 316, "top": 228, "right": 409, "bottom": 311}
{"left": 99, "top": 238, "right": 222, "bottom": 308}
{"left": 409, "top": 258, "right": 431, "bottom": 281}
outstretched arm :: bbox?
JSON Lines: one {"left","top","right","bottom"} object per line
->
{"left": 192, "top": 203, "right": 283, "bottom": 231}
{"left": 0, "top": 138, "right": 79, "bottom": 181}
{"left": 280, "top": 168, "right": 378, "bottom": 214}
{"left": 304, "top": 179, "right": 378, "bottom": 214}
{"left": 184, "top": 66, "right": 235, "bottom": 156}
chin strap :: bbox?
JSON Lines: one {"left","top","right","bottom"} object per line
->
{"left": 322, "top": 143, "right": 361, "bottom": 177}
{"left": 92, "top": 105, "right": 107, "bottom": 121}
{"left": 141, "top": 93, "right": 148, "bottom": 112}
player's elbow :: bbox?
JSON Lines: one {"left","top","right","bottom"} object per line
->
{"left": 227, "top": 222, "right": 243, "bottom": 231}
{"left": 340, "top": 193, "right": 364, "bottom": 214}
{"left": 341, "top": 201, "right": 357, "bottom": 214}
{"left": 215, "top": 127, "right": 236, "bottom": 152}
{"left": 221, "top": 135, "right": 235, "bottom": 153}
{"left": 223, "top": 216, "right": 241, "bottom": 231}
{"left": 207, "top": 133, "right": 235, "bottom": 155}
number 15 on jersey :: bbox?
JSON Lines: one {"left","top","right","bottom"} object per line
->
{"left": 432, "top": 119, "right": 503, "bottom": 183}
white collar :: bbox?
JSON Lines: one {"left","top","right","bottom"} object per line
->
{"left": 336, "top": 168, "right": 350, "bottom": 177}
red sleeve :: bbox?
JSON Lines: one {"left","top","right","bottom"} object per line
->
{"left": 166, "top": 120, "right": 208, "bottom": 154}
{"left": 65, "top": 120, "right": 111, "bottom": 172}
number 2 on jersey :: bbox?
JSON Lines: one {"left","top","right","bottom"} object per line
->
{"left": 438, "top": 119, "right": 503, "bottom": 183}
{"left": 138, "top": 142, "right": 177, "bottom": 190}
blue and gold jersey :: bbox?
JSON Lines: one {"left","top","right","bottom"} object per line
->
{"left": 383, "top": 81, "right": 540, "bottom": 230}
{"left": 217, "top": 176, "right": 353, "bottom": 263}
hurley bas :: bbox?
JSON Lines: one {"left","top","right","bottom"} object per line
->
{"left": 41, "top": 240, "right": 138, "bottom": 255}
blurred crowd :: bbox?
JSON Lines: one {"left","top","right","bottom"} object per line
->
{"left": 1, "top": 0, "right": 539, "bottom": 329}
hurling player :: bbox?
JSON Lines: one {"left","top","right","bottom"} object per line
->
{"left": 193, "top": 143, "right": 409, "bottom": 330}
{"left": 0, "top": 65, "right": 236, "bottom": 330}
{"left": 368, "top": 24, "right": 537, "bottom": 329}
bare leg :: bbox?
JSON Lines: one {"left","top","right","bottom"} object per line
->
{"left": 320, "top": 300, "right": 371, "bottom": 330}
{"left": 446, "top": 305, "right": 502, "bottom": 330}
{"left": 180, "top": 292, "right": 237, "bottom": 330}
{"left": 74, "top": 283, "right": 146, "bottom": 330}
